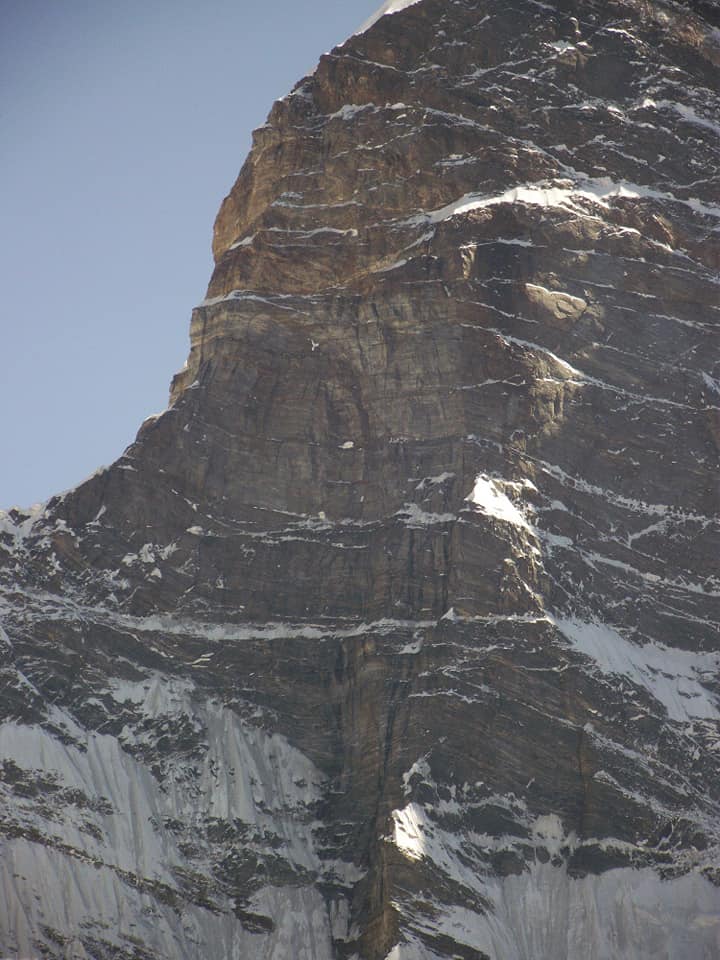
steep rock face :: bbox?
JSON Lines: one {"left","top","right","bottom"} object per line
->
{"left": 2, "top": 0, "right": 720, "bottom": 958}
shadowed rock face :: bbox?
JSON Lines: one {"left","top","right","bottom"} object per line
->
{"left": 2, "top": 0, "right": 720, "bottom": 957}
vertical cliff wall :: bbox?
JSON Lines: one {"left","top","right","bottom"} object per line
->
{"left": 1, "top": 0, "right": 720, "bottom": 957}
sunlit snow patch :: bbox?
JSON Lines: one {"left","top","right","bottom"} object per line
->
{"left": 356, "top": 0, "right": 422, "bottom": 35}
{"left": 465, "top": 475, "right": 532, "bottom": 531}
{"left": 420, "top": 176, "right": 720, "bottom": 224}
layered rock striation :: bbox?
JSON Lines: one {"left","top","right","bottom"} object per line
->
{"left": 2, "top": 0, "right": 720, "bottom": 957}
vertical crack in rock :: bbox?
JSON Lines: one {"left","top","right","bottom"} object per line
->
{"left": 2, "top": 0, "right": 720, "bottom": 957}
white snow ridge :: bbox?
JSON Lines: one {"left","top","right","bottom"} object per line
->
{"left": 356, "top": 0, "right": 423, "bottom": 35}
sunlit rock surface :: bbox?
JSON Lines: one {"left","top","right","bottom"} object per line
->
{"left": 2, "top": 0, "right": 720, "bottom": 957}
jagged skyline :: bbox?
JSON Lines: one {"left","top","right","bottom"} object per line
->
{"left": 0, "top": 0, "right": 378, "bottom": 508}
{"left": 2, "top": 0, "right": 719, "bottom": 954}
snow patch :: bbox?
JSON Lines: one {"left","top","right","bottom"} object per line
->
{"left": 549, "top": 40, "right": 576, "bottom": 54}
{"left": 554, "top": 617, "right": 720, "bottom": 722}
{"left": 416, "top": 472, "right": 455, "bottom": 491}
{"left": 0, "top": 504, "right": 45, "bottom": 545}
{"left": 356, "top": 0, "right": 422, "bottom": 35}
{"left": 398, "top": 503, "right": 456, "bottom": 527}
{"left": 402, "top": 757, "right": 432, "bottom": 795}
{"left": 650, "top": 99, "right": 720, "bottom": 137}
{"left": 418, "top": 176, "right": 720, "bottom": 225}
{"left": 229, "top": 233, "right": 256, "bottom": 250}
{"left": 465, "top": 475, "right": 533, "bottom": 532}
{"left": 702, "top": 372, "right": 720, "bottom": 396}
{"left": 392, "top": 803, "right": 427, "bottom": 861}
{"left": 328, "top": 103, "right": 375, "bottom": 121}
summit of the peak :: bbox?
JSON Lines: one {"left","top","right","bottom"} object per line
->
{"left": 355, "top": 0, "right": 424, "bottom": 35}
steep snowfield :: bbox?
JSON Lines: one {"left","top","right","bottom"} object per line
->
{"left": 0, "top": 680, "right": 348, "bottom": 959}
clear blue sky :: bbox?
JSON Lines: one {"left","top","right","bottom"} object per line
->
{"left": 0, "top": 0, "right": 379, "bottom": 509}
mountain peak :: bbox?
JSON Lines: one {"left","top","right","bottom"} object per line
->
{"left": 1, "top": 1, "right": 719, "bottom": 957}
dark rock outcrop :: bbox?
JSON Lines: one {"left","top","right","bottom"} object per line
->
{"left": 2, "top": 0, "right": 720, "bottom": 957}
